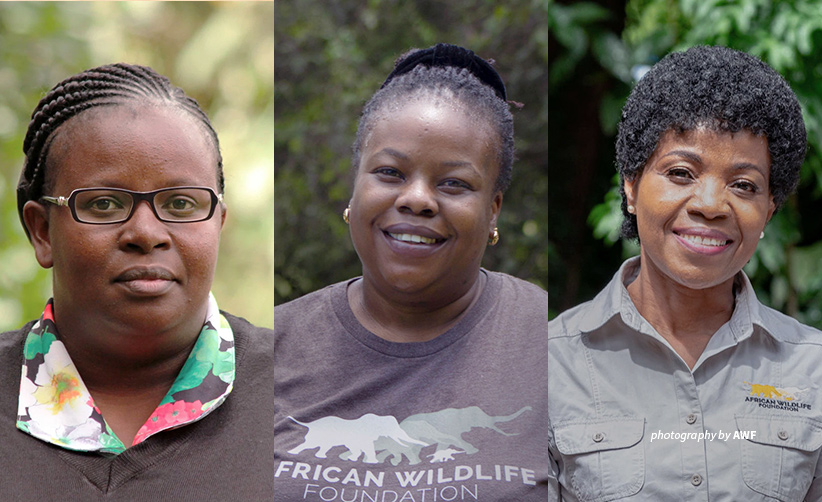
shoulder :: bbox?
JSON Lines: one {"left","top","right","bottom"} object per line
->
{"left": 221, "top": 311, "right": 272, "bottom": 337}
{"left": 756, "top": 301, "right": 822, "bottom": 346}
{"left": 0, "top": 322, "right": 33, "bottom": 354}
{"left": 480, "top": 271, "right": 547, "bottom": 337}
{"left": 486, "top": 270, "right": 547, "bottom": 307}
{"left": 273, "top": 279, "right": 352, "bottom": 334}
{"left": 219, "top": 311, "right": 273, "bottom": 367}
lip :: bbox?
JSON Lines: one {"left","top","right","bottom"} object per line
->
{"left": 114, "top": 266, "right": 177, "bottom": 297}
{"left": 673, "top": 227, "right": 734, "bottom": 256}
{"left": 379, "top": 223, "right": 447, "bottom": 258}
{"left": 382, "top": 223, "right": 447, "bottom": 241}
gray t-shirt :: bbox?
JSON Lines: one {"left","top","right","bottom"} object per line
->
{"left": 274, "top": 270, "right": 548, "bottom": 501}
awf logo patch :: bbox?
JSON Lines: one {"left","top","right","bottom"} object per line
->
{"left": 744, "top": 381, "right": 812, "bottom": 411}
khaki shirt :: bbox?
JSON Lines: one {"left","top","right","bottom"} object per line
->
{"left": 549, "top": 257, "right": 822, "bottom": 501}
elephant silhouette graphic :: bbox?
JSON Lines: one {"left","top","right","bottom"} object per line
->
{"left": 375, "top": 405, "right": 533, "bottom": 466}
{"left": 427, "top": 448, "right": 463, "bottom": 463}
{"left": 287, "top": 413, "right": 428, "bottom": 464}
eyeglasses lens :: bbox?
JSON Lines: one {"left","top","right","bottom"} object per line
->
{"left": 73, "top": 188, "right": 214, "bottom": 223}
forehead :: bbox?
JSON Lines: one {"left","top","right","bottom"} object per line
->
{"left": 363, "top": 100, "right": 498, "bottom": 166}
{"left": 654, "top": 127, "right": 770, "bottom": 163}
{"left": 46, "top": 104, "right": 218, "bottom": 190}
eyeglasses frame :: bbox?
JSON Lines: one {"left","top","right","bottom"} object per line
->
{"left": 40, "top": 186, "right": 224, "bottom": 224}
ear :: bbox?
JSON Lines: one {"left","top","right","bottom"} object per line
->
{"left": 623, "top": 176, "right": 638, "bottom": 209}
{"left": 489, "top": 191, "right": 503, "bottom": 231}
{"left": 219, "top": 202, "right": 227, "bottom": 229}
{"left": 766, "top": 194, "right": 776, "bottom": 223}
{"left": 23, "top": 201, "right": 53, "bottom": 269}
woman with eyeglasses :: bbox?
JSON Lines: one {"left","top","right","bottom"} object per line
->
{"left": 1, "top": 64, "right": 273, "bottom": 499}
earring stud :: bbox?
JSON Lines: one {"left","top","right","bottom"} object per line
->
{"left": 343, "top": 206, "right": 350, "bottom": 224}
{"left": 627, "top": 205, "right": 635, "bottom": 214}
{"left": 488, "top": 227, "right": 499, "bottom": 246}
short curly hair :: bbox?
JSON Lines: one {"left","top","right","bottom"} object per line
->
{"left": 616, "top": 45, "right": 807, "bottom": 240}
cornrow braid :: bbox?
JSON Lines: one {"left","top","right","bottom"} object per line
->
{"left": 353, "top": 45, "right": 514, "bottom": 193}
{"left": 17, "top": 63, "right": 223, "bottom": 239}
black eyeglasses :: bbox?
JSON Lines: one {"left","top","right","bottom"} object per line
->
{"left": 40, "top": 187, "right": 224, "bottom": 224}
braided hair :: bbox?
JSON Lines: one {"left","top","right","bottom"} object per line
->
{"left": 17, "top": 63, "right": 223, "bottom": 239}
{"left": 616, "top": 45, "right": 806, "bottom": 240}
{"left": 353, "top": 43, "right": 514, "bottom": 193}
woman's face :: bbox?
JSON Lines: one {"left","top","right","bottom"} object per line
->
{"left": 25, "top": 105, "right": 224, "bottom": 335}
{"left": 624, "top": 127, "right": 775, "bottom": 290}
{"left": 350, "top": 100, "right": 502, "bottom": 301}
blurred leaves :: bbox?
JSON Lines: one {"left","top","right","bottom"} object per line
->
{"left": 275, "top": 0, "right": 548, "bottom": 304}
{"left": 0, "top": 3, "right": 274, "bottom": 331}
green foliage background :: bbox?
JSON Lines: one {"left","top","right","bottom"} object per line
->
{"left": 0, "top": 2, "right": 274, "bottom": 331}
{"left": 274, "top": 0, "right": 548, "bottom": 304}
{"left": 550, "top": 0, "right": 822, "bottom": 326}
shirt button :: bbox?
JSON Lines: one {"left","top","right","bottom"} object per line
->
{"left": 686, "top": 413, "right": 697, "bottom": 424}
{"left": 593, "top": 432, "right": 604, "bottom": 442}
{"left": 778, "top": 430, "right": 789, "bottom": 440}
{"left": 691, "top": 473, "right": 703, "bottom": 486}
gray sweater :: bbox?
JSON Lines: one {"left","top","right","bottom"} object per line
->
{"left": 0, "top": 312, "right": 274, "bottom": 501}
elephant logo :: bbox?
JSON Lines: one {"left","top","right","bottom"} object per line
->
{"left": 375, "top": 405, "right": 532, "bottom": 466}
{"left": 427, "top": 448, "right": 463, "bottom": 463}
{"left": 287, "top": 405, "right": 532, "bottom": 466}
{"left": 287, "top": 413, "right": 428, "bottom": 464}
{"left": 745, "top": 381, "right": 809, "bottom": 402}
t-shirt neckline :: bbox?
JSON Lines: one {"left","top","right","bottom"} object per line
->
{"left": 331, "top": 269, "right": 500, "bottom": 358}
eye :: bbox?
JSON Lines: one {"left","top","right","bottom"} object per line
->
{"left": 440, "top": 179, "right": 472, "bottom": 191}
{"left": 373, "top": 167, "right": 403, "bottom": 180}
{"left": 86, "top": 197, "right": 125, "bottom": 212}
{"left": 163, "top": 196, "right": 198, "bottom": 214}
{"left": 731, "top": 180, "right": 759, "bottom": 193}
{"left": 666, "top": 167, "right": 693, "bottom": 181}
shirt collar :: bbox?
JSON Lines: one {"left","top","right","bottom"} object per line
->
{"left": 578, "top": 256, "right": 772, "bottom": 343}
{"left": 17, "top": 293, "right": 235, "bottom": 454}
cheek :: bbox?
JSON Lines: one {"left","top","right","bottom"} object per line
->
{"left": 179, "top": 227, "right": 222, "bottom": 279}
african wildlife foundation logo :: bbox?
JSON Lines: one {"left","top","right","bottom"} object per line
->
{"left": 744, "top": 381, "right": 811, "bottom": 411}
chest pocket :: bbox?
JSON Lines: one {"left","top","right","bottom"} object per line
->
{"left": 553, "top": 417, "right": 645, "bottom": 502}
{"left": 736, "top": 415, "right": 822, "bottom": 501}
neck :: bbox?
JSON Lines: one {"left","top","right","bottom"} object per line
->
{"left": 626, "top": 255, "right": 736, "bottom": 369}
{"left": 350, "top": 270, "right": 486, "bottom": 343}
{"left": 51, "top": 302, "right": 206, "bottom": 447}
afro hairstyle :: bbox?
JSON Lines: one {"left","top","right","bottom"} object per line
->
{"left": 615, "top": 45, "right": 807, "bottom": 240}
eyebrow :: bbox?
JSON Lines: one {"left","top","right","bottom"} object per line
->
{"left": 376, "top": 148, "right": 409, "bottom": 161}
{"left": 661, "top": 150, "right": 769, "bottom": 178}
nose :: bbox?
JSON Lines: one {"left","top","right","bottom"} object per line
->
{"left": 395, "top": 178, "right": 438, "bottom": 216}
{"left": 118, "top": 200, "right": 171, "bottom": 253}
{"left": 687, "top": 178, "right": 729, "bottom": 220}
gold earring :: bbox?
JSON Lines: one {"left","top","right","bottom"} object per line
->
{"left": 488, "top": 227, "right": 499, "bottom": 246}
{"left": 627, "top": 205, "right": 635, "bottom": 214}
{"left": 343, "top": 206, "right": 350, "bottom": 224}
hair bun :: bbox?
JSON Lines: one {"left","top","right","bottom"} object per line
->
{"left": 381, "top": 43, "right": 506, "bottom": 101}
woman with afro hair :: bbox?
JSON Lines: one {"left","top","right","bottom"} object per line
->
{"left": 549, "top": 45, "right": 822, "bottom": 500}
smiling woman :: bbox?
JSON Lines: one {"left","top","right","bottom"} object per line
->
{"left": 548, "top": 46, "right": 822, "bottom": 500}
{"left": 274, "top": 44, "right": 548, "bottom": 500}
{"left": 0, "top": 63, "right": 273, "bottom": 499}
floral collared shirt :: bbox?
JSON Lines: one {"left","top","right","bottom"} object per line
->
{"left": 16, "top": 293, "right": 235, "bottom": 454}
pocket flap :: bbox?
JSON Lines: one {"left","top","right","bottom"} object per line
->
{"left": 735, "top": 415, "right": 822, "bottom": 451}
{"left": 554, "top": 417, "right": 645, "bottom": 455}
